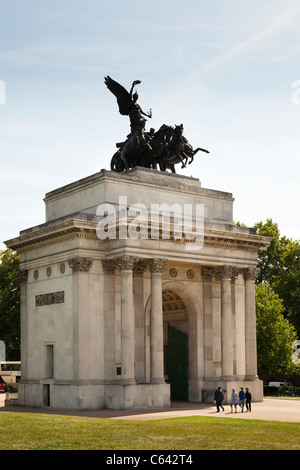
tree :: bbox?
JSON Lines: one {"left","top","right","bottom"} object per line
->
{"left": 256, "top": 283, "right": 299, "bottom": 378}
{"left": 0, "top": 249, "right": 20, "bottom": 360}
{"left": 255, "top": 219, "right": 300, "bottom": 337}
{"left": 273, "top": 240, "right": 300, "bottom": 335}
{"left": 254, "top": 219, "right": 291, "bottom": 285}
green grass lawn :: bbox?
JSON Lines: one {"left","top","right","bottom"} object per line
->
{"left": 1, "top": 411, "right": 300, "bottom": 450}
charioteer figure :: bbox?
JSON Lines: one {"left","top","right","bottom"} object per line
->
{"left": 104, "top": 76, "right": 209, "bottom": 173}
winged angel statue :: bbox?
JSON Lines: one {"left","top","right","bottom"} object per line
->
{"left": 104, "top": 76, "right": 209, "bottom": 173}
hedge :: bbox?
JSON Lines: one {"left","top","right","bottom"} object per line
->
{"left": 264, "top": 385, "right": 300, "bottom": 397}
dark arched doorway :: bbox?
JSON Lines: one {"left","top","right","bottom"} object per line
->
{"left": 162, "top": 290, "right": 189, "bottom": 400}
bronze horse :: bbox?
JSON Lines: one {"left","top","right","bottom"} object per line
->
{"left": 105, "top": 77, "right": 209, "bottom": 173}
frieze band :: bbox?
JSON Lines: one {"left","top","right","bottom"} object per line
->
{"left": 36, "top": 291, "right": 65, "bottom": 307}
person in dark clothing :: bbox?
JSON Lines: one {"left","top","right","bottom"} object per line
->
{"left": 245, "top": 388, "right": 252, "bottom": 412}
{"left": 214, "top": 386, "right": 224, "bottom": 412}
{"left": 238, "top": 387, "right": 245, "bottom": 412}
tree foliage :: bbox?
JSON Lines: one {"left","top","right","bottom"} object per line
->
{"left": 255, "top": 219, "right": 300, "bottom": 337}
{"left": 273, "top": 240, "right": 300, "bottom": 335}
{"left": 256, "top": 283, "right": 299, "bottom": 378}
{"left": 254, "top": 219, "right": 291, "bottom": 284}
{"left": 0, "top": 249, "right": 20, "bottom": 360}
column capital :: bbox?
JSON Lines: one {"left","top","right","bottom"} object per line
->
{"left": 19, "top": 269, "right": 28, "bottom": 283}
{"left": 201, "top": 267, "right": 223, "bottom": 281}
{"left": 243, "top": 267, "right": 260, "bottom": 282}
{"left": 133, "top": 261, "right": 148, "bottom": 276}
{"left": 201, "top": 267, "right": 214, "bottom": 281}
{"left": 68, "top": 257, "right": 93, "bottom": 272}
{"left": 231, "top": 267, "right": 239, "bottom": 284}
{"left": 149, "top": 258, "right": 167, "bottom": 274}
{"left": 116, "top": 255, "right": 138, "bottom": 271}
{"left": 219, "top": 265, "right": 235, "bottom": 281}
{"left": 102, "top": 259, "right": 117, "bottom": 274}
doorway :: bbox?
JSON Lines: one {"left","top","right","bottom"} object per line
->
{"left": 43, "top": 384, "right": 50, "bottom": 407}
{"left": 167, "top": 324, "right": 189, "bottom": 400}
{"left": 162, "top": 290, "right": 189, "bottom": 401}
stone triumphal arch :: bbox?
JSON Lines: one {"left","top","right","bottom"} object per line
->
{"left": 6, "top": 168, "right": 271, "bottom": 410}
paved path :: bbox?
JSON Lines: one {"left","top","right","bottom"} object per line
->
{"left": 1, "top": 396, "right": 300, "bottom": 423}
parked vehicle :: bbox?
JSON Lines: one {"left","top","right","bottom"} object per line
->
{"left": 0, "top": 361, "right": 21, "bottom": 383}
{"left": 0, "top": 375, "right": 7, "bottom": 392}
{"left": 0, "top": 374, "right": 19, "bottom": 393}
{"left": 268, "top": 381, "right": 288, "bottom": 387}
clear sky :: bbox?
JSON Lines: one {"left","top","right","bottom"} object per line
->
{"left": 1, "top": 0, "right": 300, "bottom": 249}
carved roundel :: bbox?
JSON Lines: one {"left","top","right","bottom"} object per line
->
{"left": 169, "top": 268, "right": 177, "bottom": 278}
{"left": 187, "top": 269, "right": 194, "bottom": 279}
{"left": 46, "top": 267, "right": 52, "bottom": 277}
{"left": 34, "top": 269, "right": 39, "bottom": 280}
{"left": 60, "top": 263, "right": 66, "bottom": 274}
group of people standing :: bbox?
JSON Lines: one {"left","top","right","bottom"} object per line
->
{"left": 214, "top": 386, "right": 252, "bottom": 413}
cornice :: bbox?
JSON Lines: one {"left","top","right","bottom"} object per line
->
{"left": 5, "top": 218, "right": 271, "bottom": 254}
{"left": 203, "top": 229, "right": 271, "bottom": 252}
{"left": 5, "top": 219, "right": 98, "bottom": 251}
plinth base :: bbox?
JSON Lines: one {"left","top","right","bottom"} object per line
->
{"left": 105, "top": 382, "right": 171, "bottom": 410}
{"left": 17, "top": 381, "right": 171, "bottom": 411}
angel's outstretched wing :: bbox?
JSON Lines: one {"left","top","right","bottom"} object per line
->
{"left": 104, "top": 76, "right": 131, "bottom": 116}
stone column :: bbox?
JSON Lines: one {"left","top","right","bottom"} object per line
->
{"left": 230, "top": 267, "right": 239, "bottom": 378}
{"left": 102, "top": 259, "right": 117, "bottom": 381}
{"left": 68, "top": 257, "right": 93, "bottom": 381}
{"left": 243, "top": 267, "right": 260, "bottom": 380}
{"left": 201, "top": 268, "right": 214, "bottom": 379}
{"left": 234, "top": 270, "right": 246, "bottom": 380}
{"left": 149, "top": 258, "right": 167, "bottom": 384}
{"left": 211, "top": 268, "right": 222, "bottom": 378}
{"left": 220, "top": 265, "right": 234, "bottom": 380}
{"left": 133, "top": 261, "right": 148, "bottom": 382}
{"left": 19, "top": 270, "right": 28, "bottom": 383}
{"left": 116, "top": 255, "right": 138, "bottom": 384}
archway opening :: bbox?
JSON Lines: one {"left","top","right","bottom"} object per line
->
{"left": 162, "top": 290, "right": 189, "bottom": 400}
